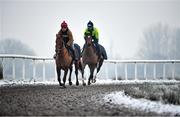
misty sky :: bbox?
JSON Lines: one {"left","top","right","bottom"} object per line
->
{"left": 0, "top": 0, "right": 179, "bottom": 59}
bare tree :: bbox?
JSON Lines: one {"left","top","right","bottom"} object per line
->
{"left": 0, "top": 38, "right": 35, "bottom": 55}
{"left": 137, "top": 23, "right": 180, "bottom": 78}
{"left": 0, "top": 39, "right": 56, "bottom": 81}
{"left": 138, "top": 23, "right": 180, "bottom": 60}
{"left": 172, "top": 28, "right": 180, "bottom": 59}
{"left": 0, "top": 39, "right": 36, "bottom": 80}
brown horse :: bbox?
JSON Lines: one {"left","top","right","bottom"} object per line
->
{"left": 55, "top": 34, "right": 85, "bottom": 87}
{"left": 81, "top": 35, "right": 104, "bottom": 85}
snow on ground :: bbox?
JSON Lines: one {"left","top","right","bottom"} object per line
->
{"left": 1, "top": 79, "right": 180, "bottom": 87}
{"left": 1, "top": 79, "right": 180, "bottom": 115}
{"left": 104, "top": 91, "right": 180, "bottom": 116}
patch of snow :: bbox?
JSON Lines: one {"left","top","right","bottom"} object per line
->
{"left": 104, "top": 91, "right": 180, "bottom": 115}
{"left": 0, "top": 79, "right": 59, "bottom": 87}
{"left": 95, "top": 79, "right": 180, "bottom": 85}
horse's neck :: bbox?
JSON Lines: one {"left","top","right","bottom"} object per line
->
{"left": 84, "top": 45, "right": 96, "bottom": 56}
{"left": 56, "top": 47, "right": 73, "bottom": 68}
{"left": 58, "top": 48, "right": 69, "bottom": 59}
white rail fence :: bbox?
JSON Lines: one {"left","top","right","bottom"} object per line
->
{"left": 0, "top": 54, "right": 180, "bottom": 83}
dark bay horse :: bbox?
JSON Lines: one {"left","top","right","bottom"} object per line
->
{"left": 81, "top": 35, "right": 105, "bottom": 85}
{"left": 55, "top": 34, "right": 85, "bottom": 87}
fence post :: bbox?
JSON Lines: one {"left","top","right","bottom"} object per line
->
{"left": 43, "top": 59, "right": 46, "bottom": 82}
{"left": 33, "top": 59, "right": 36, "bottom": 82}
{"left": 135, "top": 62, "right": 137, "bottom": 80}
{"left": 22, "top": 59, "right": 25, "bottom": 81}
{"left": 125, "top": 63, "right": 127, "bottom": 80}
{"left": 163, "top": 63, "right": 166, "bottom": 80}
{"left": 153, "top": 63, "right": 156, "bottom": 80}
{"left": 0, "top": 58, "right": 3, "bottom": 80}
{"left": 144, "top": 63, "right": 147, "bottom": 80}
{"left": 54, "top": 62, "right": 57, "bottom": 82}
{"left": 12, "top": 58, "right": 15, "bottom": 80}
{"left": 105, "top": 63, "right": 109, "bottom": 79}
{"left": 115, "top": 62, "right": 118, "bottom": 80}
{"left": 172, "top": 62, "right": 175, "bottom": 80}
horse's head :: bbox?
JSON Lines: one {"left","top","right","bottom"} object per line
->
{"left": 85, "top": 35, "right": 93, "bottom": 47}
{"left": 56, "top": 34, "right": 64, "bottom": 49}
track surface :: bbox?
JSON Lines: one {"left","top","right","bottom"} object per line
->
{"left": 0, "top": 84, "right": 162, "bottom": 116}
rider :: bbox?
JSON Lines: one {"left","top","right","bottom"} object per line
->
{"left": 82, "top": 21, "right": 101, "bottom": 57}
{"left": 55, "top": 21, "right": 77, "bottom": 61}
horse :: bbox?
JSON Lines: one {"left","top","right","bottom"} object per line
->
{"left": 55, "top": 34, "right": 85, "bottom": 87}
{"left": 73, "top": 44, "right": 86, "bottom": 86}
{"left": 81, "top": 35, "right": 105, "bottom": 85}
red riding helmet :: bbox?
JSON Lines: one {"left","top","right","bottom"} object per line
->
{"left": 61, "top": 21, "right": 68, "bottom": 28}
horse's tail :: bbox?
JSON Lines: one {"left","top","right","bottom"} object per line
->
{"left": 74, "top": 43, "right": 81, "bottom": 60}
{"left": 99, "top": 44, "right": 108, "bottom": 60}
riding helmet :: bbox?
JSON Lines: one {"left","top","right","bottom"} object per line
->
{"left": 61, "top": 21, "right": 68, "bottom": 28}
{"left": 87, "top": 21, "right": 94, "bottom": 28}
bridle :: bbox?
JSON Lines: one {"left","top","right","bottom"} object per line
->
{"left": 85, "top": 35, "right": 93, "bottom": 46}
{"left": 57, "top": 37, "right": 66, "bottom": 54}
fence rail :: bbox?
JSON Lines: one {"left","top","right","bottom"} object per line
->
{"left": 0, "top": 54, "right": 180, "bottom": 82}
{"left": 106, "top": 59, "right": 180, "bottom": 81}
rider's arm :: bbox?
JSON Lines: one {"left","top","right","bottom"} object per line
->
{"left": 94, "top": 28, "right": 99, "bottom": 40}
{"left": 67, "top": 30, "right": 74, "bottom": 47}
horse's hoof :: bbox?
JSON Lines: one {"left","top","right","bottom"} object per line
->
{"left": 83, "top": 83, "right": 86, "bottom": 86}
{"left": 62, "top": 84, "right": 66, "bottom": 88}
{"left": 88, "top": 82, "right": 91, "bottom": 85}
{"left": 59, "top": 82, "right": 63, "bottom": 86}
{"left": 92, "top": 79, "right": 96, "bottom": 83}
{"left": 76, "top": 82, "right": 79, "bottom": 86}
{"left": 69, "top": 82, "right": 72, "bottom": 86}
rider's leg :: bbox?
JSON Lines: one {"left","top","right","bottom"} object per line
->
{"left": 93, "top": 40, "right": 101, "bottom": 57}
{"left": 69, "top": 44, "right": 77, "bottom": 61}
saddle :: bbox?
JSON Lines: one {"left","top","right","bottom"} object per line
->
{"left": 66, "top": 46, "right": 74, "bottom": 58}
{"left": 66, "top": 44, "right": 81, "bottom": 61}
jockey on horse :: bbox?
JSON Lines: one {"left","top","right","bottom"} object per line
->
{"left": 81, "top": 21, "right": 108, "bottom": 85}
{"left": 82, "top": 21, "right": 107, "bottom": 60}
{"left": 54, "top": 21, "right": 85, "bottom": 87}
{"left": 54, "top": 21, "right": 77, "bottom": 61}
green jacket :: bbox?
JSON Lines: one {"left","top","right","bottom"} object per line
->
{"left": 84, "top": 27, "right": 99, "bottom": 41}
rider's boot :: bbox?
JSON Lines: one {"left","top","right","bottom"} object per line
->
{"left": 70, "top": 46, "right": 78, "bottom": 61}
{"left": 94, "top": 42, "right": 101, "bottom": 58}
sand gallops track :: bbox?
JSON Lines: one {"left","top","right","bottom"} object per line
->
{"left": 0, "top": 84, "right": 165, "bottom": 116}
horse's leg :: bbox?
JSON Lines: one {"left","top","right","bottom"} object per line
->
{"left": 97, "top": 59, "right": 104, "bottom": 73}
{"left": 88, "top": 66, "right": 95, "bottom": 85}
{"left": 80, "top": 62, "right": 86, "bottom": 86}
{"left": 68, "top": 66, "right": 73, "bottom": 86}
{"left": 75, "top": 62, "right": 79, "bottom": 86}
{"left": 79, "top": 62, "right": 86, "bottom": 86}
{"left": 63, "top": 69, "right": 68, "bottom": 88}
{"left": 56, "top": 67, "right": 63, "bottom": 86}
{"left": 93, "top": 59, "right": 104, "bottom": 83}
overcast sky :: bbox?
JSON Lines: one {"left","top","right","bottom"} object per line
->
{"left": 0, "top": 0, "right": 179, "bottom": 59}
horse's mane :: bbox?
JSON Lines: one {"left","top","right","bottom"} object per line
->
{"left": 56, "top": 34, "right": 61, "bottom": 39}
